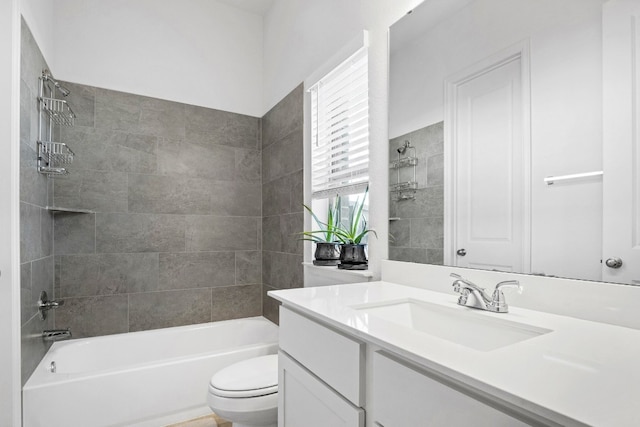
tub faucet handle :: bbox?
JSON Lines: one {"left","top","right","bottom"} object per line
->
{"left": 38, "top": 291, "right": 64, "bottom": 320}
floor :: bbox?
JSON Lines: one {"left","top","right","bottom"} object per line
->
{"left": 166, "top": 413, "right": 231, "bottom": 427}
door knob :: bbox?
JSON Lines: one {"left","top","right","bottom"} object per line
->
{"left": 605, "top": 257, "right": 623, "bottom": 269}
{"left": 456, "top": 248, "right": 467, "bottom": 256}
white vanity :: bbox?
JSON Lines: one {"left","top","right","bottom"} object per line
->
{"left": 269, "top": 261, "right": 640, "bottom": 427}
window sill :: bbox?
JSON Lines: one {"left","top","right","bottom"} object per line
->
{"left": 302, "top": 262, "right": 374, "bottom": 279}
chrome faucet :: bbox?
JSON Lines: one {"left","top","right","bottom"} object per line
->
{"left": 450, "top": 273, "right": 521, "bottom": 313}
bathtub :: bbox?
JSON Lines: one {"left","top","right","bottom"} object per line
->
{"left": 23, "top": 316, "right": 278, "bottom": 427}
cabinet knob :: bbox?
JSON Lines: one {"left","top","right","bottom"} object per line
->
{"left": 456, "top": 248, "right": 467, "bottom": 256}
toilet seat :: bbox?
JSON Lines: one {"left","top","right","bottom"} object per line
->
{"left": 209, "top": 354, "right": 278, "bottom": 398}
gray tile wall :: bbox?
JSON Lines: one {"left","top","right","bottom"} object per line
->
{"left": 52, "top": 82, "right": 263, "bottom": 338}
{"left": 20, "top": 18, "right": 55, "bottom": 385}
{"left": 261, "top": 84, "right": 304, "bottom": 324}
{"left": 389, "top": 122, "right": 445, "bottom": 264}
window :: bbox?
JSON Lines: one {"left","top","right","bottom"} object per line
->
{"left": 309, "top": 46, "right": 369, "bottom": 200}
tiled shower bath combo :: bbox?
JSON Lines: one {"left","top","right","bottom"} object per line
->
{"left": 19, "top": 18, "right": 303, "bottom": 424}
{"left": 388, "top": 121, "right": 445, "bottom": 265}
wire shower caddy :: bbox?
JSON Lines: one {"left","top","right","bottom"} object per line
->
{"left": 37, "top": 70, "right": 76, "bottom": 177}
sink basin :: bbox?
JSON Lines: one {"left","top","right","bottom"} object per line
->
{"left": 351, "top": 298, "right": 552, "bottom": 351}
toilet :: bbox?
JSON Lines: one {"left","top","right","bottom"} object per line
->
{"left": 207, "top": 354, "right": 278, "bottom": 427}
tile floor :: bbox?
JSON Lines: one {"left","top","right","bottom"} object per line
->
{"left": 166, "top": 413, "right": 231, "bottom": 427}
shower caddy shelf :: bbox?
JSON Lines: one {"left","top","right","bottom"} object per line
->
{"left": 390, "top": 141, "right": 418, "bottom": 201}
{"left": 37, "top": 70, "right": 77, "bottom": 177}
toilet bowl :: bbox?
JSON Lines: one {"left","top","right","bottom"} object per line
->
{"left": 207, "top": 354, "right": 278, "bottom": 427}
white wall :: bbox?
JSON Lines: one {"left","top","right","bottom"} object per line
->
{"left": 1, "top": 0, "right": 22, "bottom": 424}
{"left": 263, "top": 0, "right": 423, "bottom": 278}
{"left": 388, "top": 0, "right": 605, "bottom": 281}
{"left": 51, "top": 0, "right": 264, "bottom": 117}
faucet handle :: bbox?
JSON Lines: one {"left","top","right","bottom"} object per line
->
{"left": 495, "top": 280, "right": 522, "bottom": 293}
{"left": 490, "top": 280, "right": 522, "bottom": 313}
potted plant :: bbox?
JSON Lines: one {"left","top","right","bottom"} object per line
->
{"left": 300, "top": 196, "right": 342, "bottom": 266}
{"left": 333, "top": 187, "right": 377, "bottom": 270}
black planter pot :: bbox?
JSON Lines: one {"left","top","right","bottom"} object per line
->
{"left": 313, "top": 242, "right": 341, "bottom": 266}
{"left": 338, "top": 244, "right": 368, "bottom": 270}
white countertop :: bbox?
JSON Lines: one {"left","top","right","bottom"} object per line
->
{"left": 269, "top": 281, "right": 640, "bottom": 427}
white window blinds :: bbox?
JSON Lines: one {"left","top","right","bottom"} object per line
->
{"left": 309, "top": 47, "right": 369, "bottom": 199}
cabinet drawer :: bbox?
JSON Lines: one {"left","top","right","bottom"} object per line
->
{"left": 279, "top": 306, "right": 364, "bottom": 406}
{"left": 278, "top": 351, "right": 364, "bottom": 427}
{"left": 373, "top": 351, "right": 531, "bottom": 427}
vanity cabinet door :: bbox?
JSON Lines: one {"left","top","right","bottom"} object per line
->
{"left": 372, "top": 352, "right": 530, "bottom": 427}
{"left": 278, "top": 351, "right": 364, "bottom": 427}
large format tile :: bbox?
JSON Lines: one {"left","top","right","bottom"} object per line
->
{"left": 54, "top": 294, "right": 129, "bottom": 338}
{"left": 129, "top": 288, "right": 211, "bottom": 332}
{"left": 262, "top": 84, "right": 303, "bottom": 149}
{"left": 280, "top": 212, "right": 304, "bottom": 255}
{"left": 389, "top": 218, "right": 411, "bottom": 247}
{"left": 40, "top": 209, "right": 53, "bottom": 257}
{"left": 96, "top": 213, "right": 185, "bottom": 253}
{"left": 426, "top": 249, "right": 444, "bottom": 265}
{"left": 262, "top": 171, "right": 300, "bottom": 216}
{"left": 426, "top": 154, "right": 444, "bottom": 187}
{"left": 185, "top": 104, "right": 259, "bottom": 150}
{"left": 289, "top": 169, "right": 304, "bottom": 213}
{"left": 128, "top": 174, "right": 213, "bottom": 215}
{"left": 236, "top": 251, "right": 261, "bottom": 285}
{"left": 20, "top": 202, "right": 41, "bottom": 262}
{"left": 234, "top": 148, "right": 261, "bottom": 182}
{"left": 157, "top": 137, "right": 235, "bottom": 180}
{"left": 262, "top": 251, "right": 303, "bottom": 289}
{"left": 54, "top": 170, "right": 128, "bottom": 213}
{"left": 389, "top": 247, "right": 428, "bottom": 264}
{"left": 20, "top": 17, "right": 48, "bottom": 97}
{"left": 262, "top": 130, "right": 303, "bottom": 184}
{"left": 21, "top": 263, "right": 32, "bottom": 326}
{"left": 32, "top": 256, "right": 54, "bottom": 305}
{"left": 262, "top": 285, "right": 280, "bottom": 325}
{"left": 19, "top": 79, "right": 34, "bottom": 148}
{"left": 209, "top": 181, "right": 261, "bottom": 217}
{"left": 60, "top": 126, "right": 157, "bottom": 173}
{"left": 395, "top": 186, "right": 444, "bottom": 219}
{"left": 411, "top": 217, "right": 444, "bottom": 249}
{"left": 95, "top": 88, "right": 186, "bottom": 139}
{"left": 20, "top": 137, "right": 48, "bottom": 207}
{"left": 128, "top": 175, "right": 262, "bottom": 216}
{"left": 158, "top": 252, "right": 235, "bottom": 290}
{"left": 59, "top": 81, "right": 95, "bottom": 128}
{"left": 261, "top": 216, "right": 280, "bottom": 253}
{"left": 59, "top": 253, "right": 159, "bottom": 297}
{"left": 262, "top": 213, "right": 303, "bottom": 254}
{"left": 185, "top": 216, "right": 259, "bottom": 251}
{"left": 53, "top": 213, "right": 96, "bottom": 255}
{"left": 211, "top": 284, "right": 261, "bottom": 321}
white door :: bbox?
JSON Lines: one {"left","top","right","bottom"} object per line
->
{"left": 445, "top": 48, "right": 530, "bottom": 273}
{"left": 603, "top": 0, "right": 640, "bottom": 285}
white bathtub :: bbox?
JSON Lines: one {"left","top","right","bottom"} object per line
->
{"left": 23, "top": 317, "right": 279, "bottom": 427}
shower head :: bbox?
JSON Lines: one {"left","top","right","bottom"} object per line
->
{"left": 55, "top": 82, "right": 71, "bottom": 97}
{"left": 397, "top": 140, "right": 411, "bottom": 154}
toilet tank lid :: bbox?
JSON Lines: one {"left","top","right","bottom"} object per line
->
{"left": 210, "top": 354, "right": 278, "bottom": 392}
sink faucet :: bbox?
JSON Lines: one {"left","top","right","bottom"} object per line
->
{"left": 450, "top": 273, "right": 521, "bottom": 313}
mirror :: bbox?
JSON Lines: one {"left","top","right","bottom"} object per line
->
{"left": 388, "top": 0, "right": 639, "bottom": 285}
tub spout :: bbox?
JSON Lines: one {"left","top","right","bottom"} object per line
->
{"left": 42, "top": 328, "right": 72, "bottom": 342}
